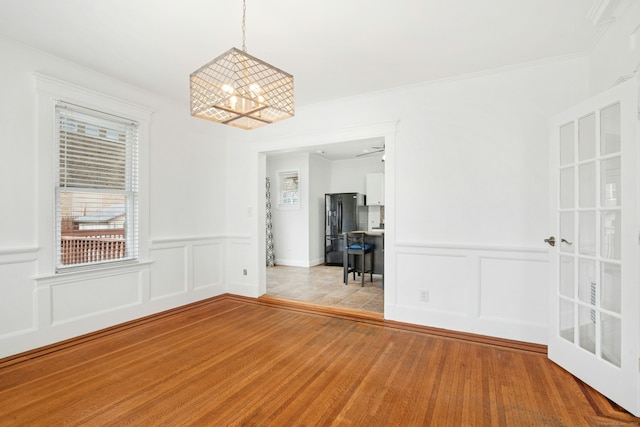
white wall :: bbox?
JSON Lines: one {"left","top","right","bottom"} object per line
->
{"left": 0, "top": 37, "right": 227, "bottom": 358}
{"left": 330, "top": 157, "right": 385, "bottom": 232}
{"left": 267, "top": 154, "right": 309, "bottom": 266}
{"left": 224, "top": 137, "right": 260, "bottom": 297}
{"left": 309, "top": 155, "right": 331, "bottom": 264}
{"left": 330, "top": 156, "right": 385, "bottom": 194}
{"left": 227, "top": 55, "right": 589, "bottom": 344}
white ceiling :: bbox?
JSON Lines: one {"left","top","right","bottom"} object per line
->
{"left": 0, "top": 0, "right": 598, "bottom": 107}
{"left": 0, "top": 0, "right": 599, "bottom": 159}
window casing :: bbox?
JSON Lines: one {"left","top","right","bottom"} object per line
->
{"left": 55, "top": 102, "right": 139, "bottom": 271}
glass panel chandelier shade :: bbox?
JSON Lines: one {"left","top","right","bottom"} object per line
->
{"left": 190, "top": 47, "right": 294, "bottom": 130}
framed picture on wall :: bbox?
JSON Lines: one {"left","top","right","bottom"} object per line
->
{"left": 277, "top": 170, "right": 300, "bottom": 209}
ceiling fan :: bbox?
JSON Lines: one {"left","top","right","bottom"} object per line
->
{"left": 356, "top": 145, "right": 385, "bottom": 158}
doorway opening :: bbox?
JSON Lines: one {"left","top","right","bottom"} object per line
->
{"left": 257, "top": 124, "right": 395, "bottom": 316}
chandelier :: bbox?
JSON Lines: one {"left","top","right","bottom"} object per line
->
{"left": 190, "top": 0, "right": 294, "bottom": 130}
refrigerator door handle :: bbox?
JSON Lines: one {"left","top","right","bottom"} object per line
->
{"left": 337, "top": 201, "right": 342, "bottom": 234}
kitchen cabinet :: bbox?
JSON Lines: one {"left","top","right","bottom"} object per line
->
{"left": 366, "top": 173, "right": 384, "bottom": 205}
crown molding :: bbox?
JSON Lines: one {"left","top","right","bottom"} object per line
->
{"left": 587, "top": 0, "right": 621, "bottom": 26}
{"left": 587, "top": 0, "right": 635, "bottom": 48}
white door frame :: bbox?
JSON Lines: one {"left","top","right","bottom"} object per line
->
{"left": 255, "top": 121, "right": 398, "bottom": 315}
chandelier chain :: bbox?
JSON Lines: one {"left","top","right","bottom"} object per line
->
{"left": 241, "top": 0, "right": 247, "bottom": 52}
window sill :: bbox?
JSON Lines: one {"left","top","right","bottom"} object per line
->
{"left": 35, "top": 260, "right": 153, "bottom": 287}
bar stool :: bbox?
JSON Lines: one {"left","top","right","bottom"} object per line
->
{"left": 343, "top": 232, "right": 374, "bottom": 286}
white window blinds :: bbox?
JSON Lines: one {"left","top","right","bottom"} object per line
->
{"left": 55, "top": 102, "right": 139, "bottom": 270}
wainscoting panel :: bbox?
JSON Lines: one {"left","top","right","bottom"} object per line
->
{"left": 0, "top": 248, "right": 37, "bottom": 337}
{"left": 226, "top": 236, "right": 256, "bottom": 297}
{"left": 1, "top": 237, "right": 227, "bottom": 358}
{"left": 390, "top": 242, "right": 548, "bottom": 344}
{"left": 149, "top": 245, "right": 187, "bottom": 300}
{"left": 479, "top": 256, "right": 548, "bottom": 325}
{"left": 193, "top": 242, "right": 223, "bottom": 290}
{"left": 149, "top": 236, "right": 226, "bottom": 301}
{"left": 396, "top": 252, "right": 469, "bottom": 315}
{"left": 50, "top": 270, "right": 141, "bottom": 324}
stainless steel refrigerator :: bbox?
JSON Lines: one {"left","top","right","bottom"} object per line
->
{"left": 324, "top": 193, "right": 367, "bottom": 266}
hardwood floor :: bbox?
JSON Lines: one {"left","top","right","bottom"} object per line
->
{"left": 0, "top": 295, "right": 636, "bottom": 426}
{"left": 266, "top": 265, "right": 384, "bottom": 314}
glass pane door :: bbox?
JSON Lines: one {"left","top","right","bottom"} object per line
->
{"left": 557, "top": 104, "right": 622, "bottom": 367}
{"left": 548, "top": 78, "right": 638, "bottom": 416}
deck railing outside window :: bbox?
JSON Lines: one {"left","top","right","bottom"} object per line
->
{"left": 60, "top": 229, "right": 125, "bottom": 265}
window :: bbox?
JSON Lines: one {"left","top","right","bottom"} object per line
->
{"left": 277, "top": 170, "right": 300, "bottom": 208}
{"left": 55, "top": 102, "right": 139, "bottom": 270}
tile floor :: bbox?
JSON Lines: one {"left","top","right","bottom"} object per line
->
{"left": 266, "top": 265, "right": 384, "bottom": 314}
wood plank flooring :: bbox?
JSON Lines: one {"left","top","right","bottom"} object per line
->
{"left": 0, "top": 294, "right": 636, "bottom": 426}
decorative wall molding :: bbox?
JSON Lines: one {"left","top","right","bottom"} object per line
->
{"left": 192, "top": 242, "right": 223, "bottom": 290}
{"left": 390, "top": 241, "right": 549, "bottom": 344}
{"left": 588, "top": 0, "right": 621, "bottom": 26}
{"left": 1, "top": 236, "right": 227, "bottom": 359}
{"left": 395, "top": 240, "right": 547, "bottom": 255}
{"left": 223, "top": 234, "right": 254, "bottom": 241}
{"left": 149, "top": 246, "right": 188, "bottom": 300}
{"left": 0, "top": 250, "right": 38, "bottom": 340}
{"left": 0, "top": 247, "right": 38, "bottom": 265}
{"left": 34, "top": 261, "right": 152, "bottom": 288}
{"left": 149, "top": 236, "right": 225, "bottom": 300}
{"left": 587, "top": 0, "right": 633, "bottom": 48}
{"left": 226, "top": 238, "right": 257, "bottom": 297}
{"left": 149, "top": 235, "right": 226, "bottom": 246}
{"left": 49, "top": 269, "right": 144, "bottom": 325}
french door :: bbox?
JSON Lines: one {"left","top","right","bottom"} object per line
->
{"left": 548, "top": 78, "right": 639, "bottom": 416}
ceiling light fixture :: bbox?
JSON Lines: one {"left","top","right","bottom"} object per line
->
{"left": 189, "top": 0, "right": 294, "bottom": 130}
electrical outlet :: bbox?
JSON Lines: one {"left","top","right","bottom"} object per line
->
{"left": 243, "top": 269, "right": 248, "bottom": 276}
{"left": 419, "top": 289, "right": 429, "bottom": 302}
